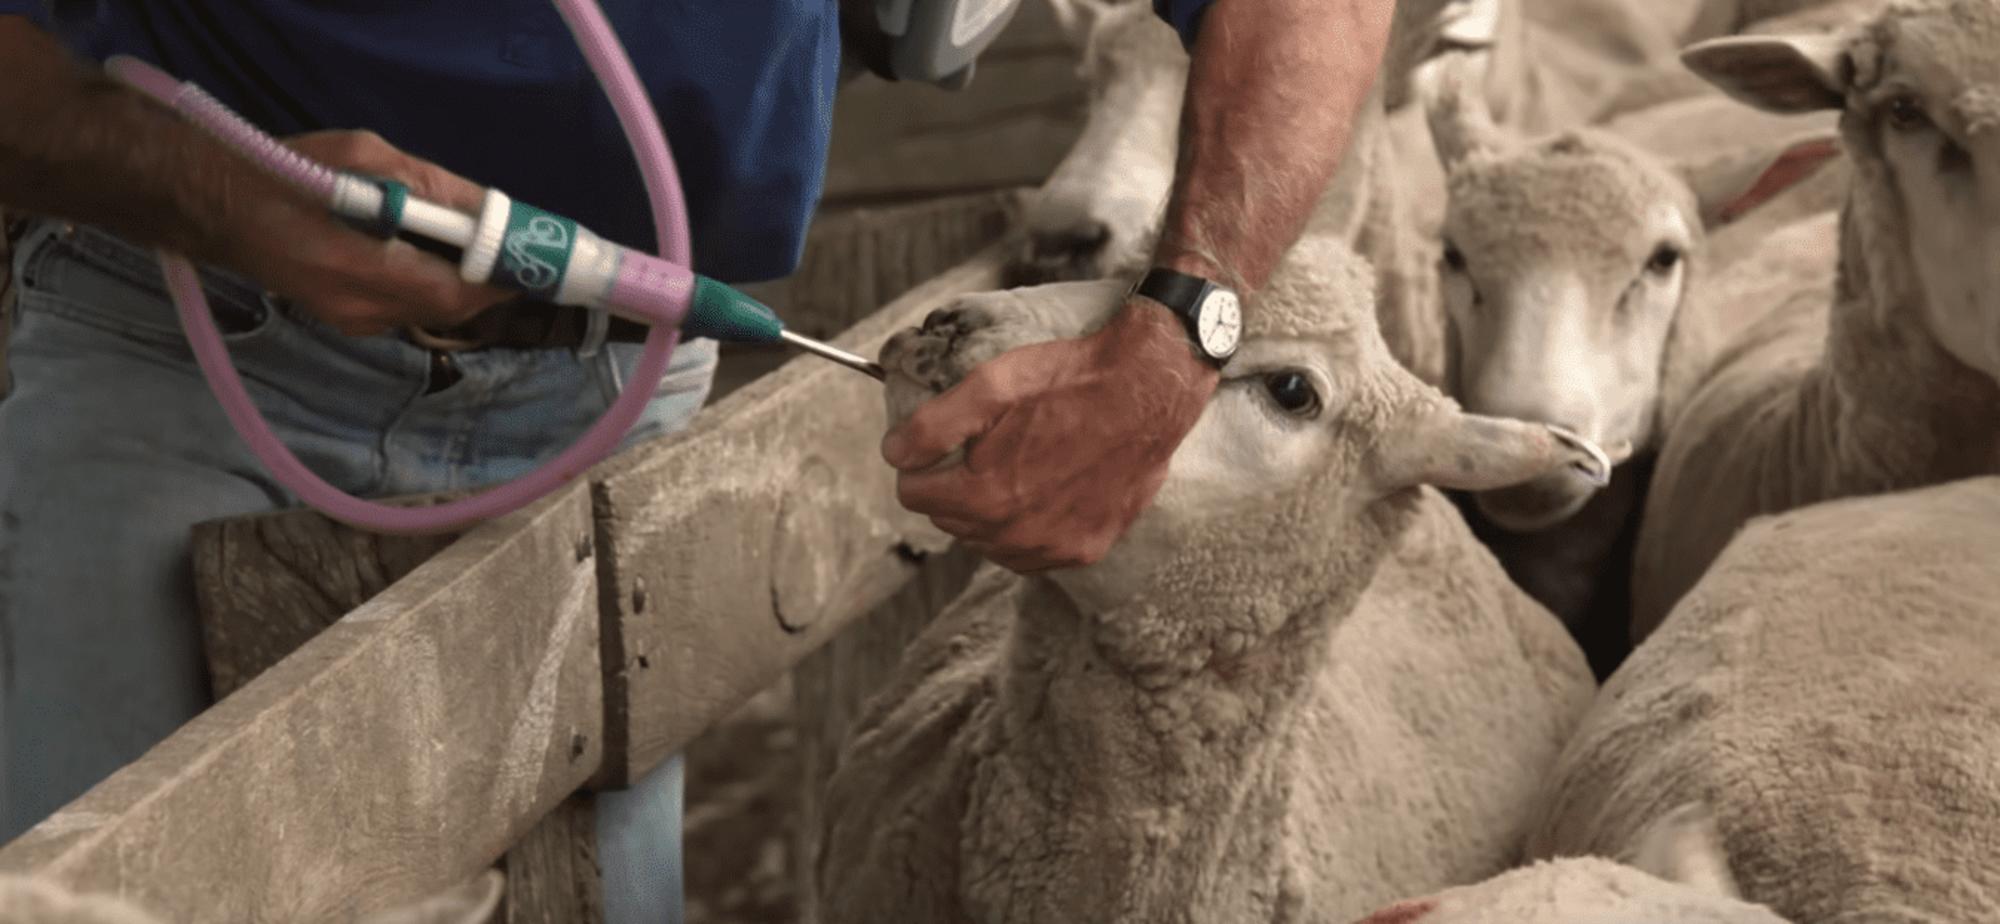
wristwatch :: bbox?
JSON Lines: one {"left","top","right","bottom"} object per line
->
{"left": 1132, "top": 267, "right": 1242, "bottom": 366}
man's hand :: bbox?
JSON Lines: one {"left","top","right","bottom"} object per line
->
{"left": 0, "top": 19, "right": 508, "bottom": 337}
{"left": 215, "top": 130, "right": 513, "bottom": 336}
{"left": 883, "top": 298, "right": 1219, "bottom": 572}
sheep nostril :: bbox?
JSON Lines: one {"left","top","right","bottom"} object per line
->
{"left": 1029, "top": 220, "right": 1113, "bottom": 263}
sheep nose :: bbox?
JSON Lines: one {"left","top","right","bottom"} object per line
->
{"left": 1004, "top": 220, "right": 1113, "bottom": 286}
{"left": 1029, "top": 221, "right": 1111, "bottom": 263}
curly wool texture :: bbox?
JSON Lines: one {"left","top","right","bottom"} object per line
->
{"left": 1357, "top": 857, "right": 1790, "bottom": 923}
{"left": 1530, "top": 476, "right": 2000, "bottom": 922}
{"left": 0, "top": 872, "right": 502, "bottom": 924}
{"left": 823, "top": 237, "right": 1595, "bottom": 924}
{"left": 1630, "top": 0, "right": 2000, "bottom": 637}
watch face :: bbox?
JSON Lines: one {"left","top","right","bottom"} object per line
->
{"left": 1197, "top": 289, "right": 1243, "bottom": 357}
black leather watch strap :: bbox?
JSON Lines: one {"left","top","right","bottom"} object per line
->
{"left": 1133, "top": 267, "right": 1211, "bottom": 318}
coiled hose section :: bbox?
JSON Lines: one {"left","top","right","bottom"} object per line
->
{"left": 105, "top": 0, "right": 690, "bottom": 535}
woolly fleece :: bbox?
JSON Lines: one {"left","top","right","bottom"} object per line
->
{"left": 1532, "top": 476, "right": 2000, "bottom": 921}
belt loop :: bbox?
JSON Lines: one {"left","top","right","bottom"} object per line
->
{"left": 576, "top": 307, "right": 610, "bottom": 359}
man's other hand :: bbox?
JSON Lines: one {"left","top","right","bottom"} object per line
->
{"left": 219, "top": 130, "right": 513, "bottom": 336}
{"left": 882, "top": 297, "right": 1221, "bottom": 573}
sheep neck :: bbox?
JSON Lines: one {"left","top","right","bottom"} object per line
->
{"left": 958, "top": 498, "right": 1411, "bottom": 923}
{"left": 1789, "top": 198, "right": 2000, "bottom": 503}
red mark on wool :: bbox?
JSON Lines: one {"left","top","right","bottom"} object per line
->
{"left": 1353, "top": 898, "right": 1439, "bottom": 924}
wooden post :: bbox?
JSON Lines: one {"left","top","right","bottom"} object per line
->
{"left": 0, "top": 486, "right": 603, "bottom": 923}
{"left": 589, "top": 248, "right": 1009, "bottom": 788}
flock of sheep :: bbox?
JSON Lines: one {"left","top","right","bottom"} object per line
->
{"left": 821, "top": 0, "right": 2000, "bottom": 921}
{"left": 4, "top": 0, "right": 1994, "bottom": 922}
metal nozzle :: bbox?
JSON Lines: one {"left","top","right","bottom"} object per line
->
{"left": 780, "top": 329, "right": 886, "bottom": 381}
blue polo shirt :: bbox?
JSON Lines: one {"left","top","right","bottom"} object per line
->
{"left": 2, "top": 1, "right": 1214, "bottom": 282}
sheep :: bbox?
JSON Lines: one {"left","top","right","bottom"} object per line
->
{"left": 1628, "top": 0, "right": 2000, "bottom": 639}
{"left": 817, "top": 232, "right": 1604, "bottom": 924}
{"left": 1527, "top": 475, "right": 2000, "bottom": 921}
{"left": 1012, "top": 0, "right": 1464, "bottom": 388}
{"left": 1345, "top": 804, "right": 1789, "bottom": 923}
{"left": 0, "top": 870, "right": 502, "bottom": 924}
{"left": 1414, "top": 52, "right": 1844, "bottom": 676}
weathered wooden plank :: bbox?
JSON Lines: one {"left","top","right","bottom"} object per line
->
{"left": 819, "top": 0, "right": 1085, "bottom": 203}
{"left": 789, "top": 543, "right": 984, "bottom": 924}
{"left": 589, "top": 247, "right": 1008, "bottom": 788}
{"left": 497, "top": 797, "right": 602, "bottom": 924}
{"left": 190, "top": 494, "right": 599, "bottom": 924}
{"left": 0, "top": 485, "right": 603, "bottom": 924}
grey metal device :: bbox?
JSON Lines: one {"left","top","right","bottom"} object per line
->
{"left": 872, "top": 0, "right": 1023, "bottom": 86}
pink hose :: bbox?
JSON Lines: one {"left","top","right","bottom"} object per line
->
{"left": 104, "top": 0, "right": 692, "bottom": 535}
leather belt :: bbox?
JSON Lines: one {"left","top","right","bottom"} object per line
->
{"left": 409, "top": 299, "right": 654, "bottom": 352}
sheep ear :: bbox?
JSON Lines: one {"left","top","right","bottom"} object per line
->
{"left": 356, "top": 871, "right": 505, "bottom": 924}
{"left": 1678, "top": 132, "right": 1843, "bottom": 226}
{"left": 1681, "top": 34, "right": 1849, "bottom": 114}
{"left": 1420, "top": 51, "right": 1504, "bottom": 167}
{"left": 1374, "top": 401, "right": 1611, "bottom": 494}
{"left": 1627, "top": 803, "right": 1742, "bottom": 898}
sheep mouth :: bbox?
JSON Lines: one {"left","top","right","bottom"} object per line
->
{"left": 1472, "top": 470, "right": 1602, "bottom": 533}
{"left": 879, "top": 303, "right": 992, "bottom": 393}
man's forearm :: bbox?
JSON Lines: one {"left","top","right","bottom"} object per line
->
{"left": 0, "top": 17, "right": 290, "bottom": 263}
{"left": 1152, "top": 0, "right": 1395, "bottom": 296}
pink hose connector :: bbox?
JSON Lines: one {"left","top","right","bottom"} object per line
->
{"left": 104, "top": 0, "right": 693, "bottom": 536}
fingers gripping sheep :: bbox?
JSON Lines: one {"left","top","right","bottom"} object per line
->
{"left": 1346, "top": 805, "right": 1788, "bottom": 923}
{"left": 1630, "top": 0, "right": 2000, "bottom": 639}
{"left": 1415, "top": 53, "right": 1842, "bottom": 673}
{"left": 819, "top": 234, "right": 1602, "bottom": 924}
{"left": 0, "top": 870, "right": 503, "bottom": 924}
{"left": 1529, "top": 477, "right": 2000, "bottom": 920}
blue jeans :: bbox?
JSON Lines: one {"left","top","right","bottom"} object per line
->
{"left": 0, "top": 220, "right": 713, "bottom": 923}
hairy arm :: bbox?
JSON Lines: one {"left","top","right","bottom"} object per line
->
{"left": 1154, "top": 0, "right": 1396, "bottom": 297}
{"left": 0, "top": 17, "right": 277, "bottom": 263}
{"left": 0, "top": 17, "right": 503, "bottom": 333}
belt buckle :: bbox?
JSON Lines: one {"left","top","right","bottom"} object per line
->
{"left": 407, "top": 324, "right": 491, "bottom": 352}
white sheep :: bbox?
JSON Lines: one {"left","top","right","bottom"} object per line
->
{"left": 818, "top": 233, "right": 1603, "bottom": 923}
{"left": 1343, "top": 805, "right": 1789, "bottom": 923}
{"left": 0, "top": 870, "right": 502, "bottom": 924}
{"left": 1528, "top": 475, "right": 2000, "bottom": 920}
{"left": 1414, "top": 52, "right": 1845, "bottom": 673}
{"left": 1629, "top": 0, "right": 2000, "bottom": 639}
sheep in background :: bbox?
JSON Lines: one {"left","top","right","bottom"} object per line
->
{"left": 1630, "top": 0, "right": 2000, "bottom": 638}
{"left": 1415, "top": 52, "right": 1842, "bottom": 675}
{"left": 1531, "top": 476, "right": 2000, "bottom": 921}
{"left": 1345, "top": 805, "right": 1789, "bottom": 923}
{"left": 0, "top": 870, "right": 502, "bottom": 924}
{"left": 818, "top": 233, "right": 1601, "bottom": 924}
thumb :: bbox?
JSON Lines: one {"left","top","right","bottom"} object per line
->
{"left": 882, "top": 363, "right": 1021, "bottom": 470}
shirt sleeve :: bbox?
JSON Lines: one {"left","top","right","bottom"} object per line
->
{"left": 1151, "top": 0, "right": 1214, "bottom": 51}
{"left": 0, "top": 1, "right": 53, "bottom": 28}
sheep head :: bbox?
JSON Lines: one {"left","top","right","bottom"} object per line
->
{"left": 1683, "top": 0, "right": 2000, "bottom": 385}
{"left": 1005, "top": 0, "right": 1465, "bottom": 289}
{"left": 882, "top": 234, "right": 1611, "bottom": 620}
{"left": 1006, "top": 1, "right": 1184, "bottom": 288}
{"left": 1421, "top": 52, "right": 1839, "bottom": 532}
{"left": 1342, "top": 805, "right": 1790, "bottom": 923}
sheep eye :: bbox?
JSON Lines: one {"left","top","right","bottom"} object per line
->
{"left": 1263, "top": 371, "right": 1322, "bottom": 418}
{"left": 1442, "top": 240, "right": 1467, "bottom": 273}
{"left": 1646, "top": 244, "right": 1682, "bottom": 274}
{"left": 1885, "top": 95, "right": 1930, "bottom": 132}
